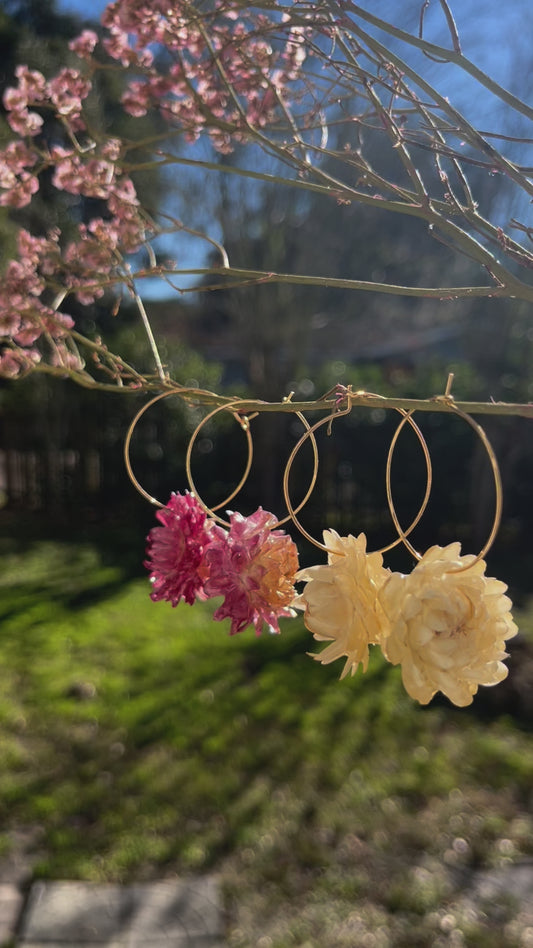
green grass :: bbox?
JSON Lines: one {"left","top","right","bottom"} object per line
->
{"left": 0, "top": 539, "right": 532, "bottom": 946}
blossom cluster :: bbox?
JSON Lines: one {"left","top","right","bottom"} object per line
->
{"left": 101, "top": 1, "right": 308, "bottom": 152}
{"left": 0, "top": 61, "right": 147, "bottom": 378}
{"left": 0, "top": 2, "right": 312, "bottom": 380}
{"left": 145, "top": 492, "right": 299, "bottom": 636}
{"left": 295, "top": 531, "right": 517, "bottom": 707}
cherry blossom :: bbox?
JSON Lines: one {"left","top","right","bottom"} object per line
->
{"left": 48, "top": 67, "right": 91, "bottom": 119}
{"left": 0, "top": 0, "right": 313, "bottom": 379}
{"left": 0, "top": 347, "right": 41, "bottom": 378}
{"left": 68, "top": 30, "right": 99, "bottom": 60}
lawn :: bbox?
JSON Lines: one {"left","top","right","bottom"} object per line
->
{"left": 0, "top": 538, "right": 532, "bottom": 947}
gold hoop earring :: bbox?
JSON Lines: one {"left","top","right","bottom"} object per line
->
{"left": 283, "top": 396, "right": 432, "bottom": 555}
{"left": 186, "top": 399, "right": 319, "bottom": 528}
{"left": 386, "top": 405, "right": 502, "bottom": 572}
{"left": 124, "top": 391, "right": 253, "bottom": 516}
{"left": 125, "top": 390, "right": 319, "bottom": 529}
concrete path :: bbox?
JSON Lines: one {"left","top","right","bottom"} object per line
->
{"left": 1, "top": 878, "right": 223, "bottom": 947}
{"left": 0, "top": 882, "right": 24, "bottom": 945}
{"left": 2, "top": 864, "right": 533, "bottom": 946}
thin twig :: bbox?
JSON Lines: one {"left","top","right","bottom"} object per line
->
{"left": 130, "top": 285, "right": 167, "bottom": 383}
{"left": 25, "top": 362, "right": 533, "bottom": 419}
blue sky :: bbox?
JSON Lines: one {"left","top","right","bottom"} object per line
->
{"left": 58, "top": 0, "right": 109, "bottom": 16}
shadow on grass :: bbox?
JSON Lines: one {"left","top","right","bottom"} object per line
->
{"left": 0, "top": 522, "right": 143, "bottom": 623}
{"left": 1, "top": 533, "right": 533, "bottom": 947}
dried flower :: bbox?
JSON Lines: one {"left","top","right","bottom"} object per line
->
{"left": 380, "top": 543, "right": 518, "bottom": 707}
{"left": 204, "top": 508, "right": 299, "bottom": 635}
{"left": 294, "top": 530, "right": 390, "bottom": 678}
{"left": 145, "top": 491, "right": 220, "bottom": 606}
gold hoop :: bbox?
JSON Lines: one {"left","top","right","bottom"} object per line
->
{"left": 386, "top": 405, "right": 503, "bottom": 571}
{"left": 124, "top": 391, "right": 253, "bottom": 512}
{"left": 125, "top": 390, "right": 319, "bottom": 530}
{"left": 282, "top": 397, "right": 432, "bottom": 555}
{"left": 186, "top": 399, "right": 319, "bottom": 528}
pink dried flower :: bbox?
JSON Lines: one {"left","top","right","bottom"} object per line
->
{"left": 145, "top": 492, "right": 220, "bottom": 606}
{"left": 204, "top": 508, "right": 299, "bottom": 635}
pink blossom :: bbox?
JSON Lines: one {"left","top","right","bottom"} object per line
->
{"left": 103, "top": 28, "right": 153, "bottom": 67}
{"left": 0, "top": 347, "right": 40, "bottom": 379}
{"left": 0, "top": 171, "right": 39, "bottom": 207}
{"left": 52, "top": 151, "right": 116, "bottom": 198}
{"left": 1, "top": 140, "right": 37, "bottom": 175}
{"left": 3, "top": 87, "right": 27, "bottom": 112}
{"left": 0, "top": 229, "right": 67, "bottom": 353}
{"left": 204, "top": 508, "right": 299, "bottom": 635}
{"left": 0, "top": 167, "right": 17, "bottom": 191}
{"left": 14, "top": 321, "right": 42, "bottom": 346}
{"left": 122, "top": 82, "right": 150, "bottom": 117}
{"left": 101, "top": 139, "right": 122, "bottom": 161}
{"left": 17, "top": 230, "right": 60, "bottom": 272}
{"left": 0, "top": 311, "right": 21, "bottom": 337}
{"left": 50, "top": 342, "right": 84, "bottom": 371}
{"left": 103, "top": 0, "right": 309, "bottom": 153}
{"left": 83, "top": 219, "right": 119, "bottom": 247}
{"left": 110, "top": 176, "right": 139, "bottom": 206}
{"left": 0, "top": 0, "right": 314, "bottom": 385}
{"left": 145, "top": 492, "right": 222, "bottom": 606}
{"left": 4, "top": 70, "right": 47, "bottom": 137}
{"left": 41, "top": 312, "right": 75, "bottom": 337}
{"left": 69, "top": 30, "right": 99, "bottom": 60}
{"left": 107, "top": 183, "right": 146, "bottom": 252}
{"left": 7, "top": 109, "right": 43, "bottom": 137}
{"left": 3, "top": 258, "right": 44, "bottom": 299}
{"left": 14, "top": 66, "right": 47, "bottom": 101}
{"left": 48, "top": 68, "right": 91, "bottom": 118}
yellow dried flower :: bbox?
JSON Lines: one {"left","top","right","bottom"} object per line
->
{"left": 294, "top": 530, "right": 391, "bottom": 678}
{"left": 380, "top": 542, "right": 518, "bottom": 707}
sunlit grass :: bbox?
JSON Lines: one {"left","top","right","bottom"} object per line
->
{"left": 0, "top": 540, "right": 532, "bottom": 946}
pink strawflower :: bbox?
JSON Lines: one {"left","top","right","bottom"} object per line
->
{"left": 145, "top": 491, "right": 220, "bottom": 606}
{"left": 204, "top": 508, "right": 299, "bottom": 635}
